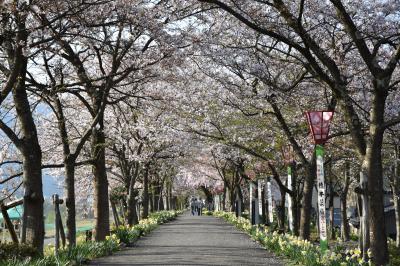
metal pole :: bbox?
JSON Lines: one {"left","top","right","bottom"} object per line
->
{"left": 316, "top": 145, "right": 328, "bottom": 252}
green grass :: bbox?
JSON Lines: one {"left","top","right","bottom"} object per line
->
{"left": 45, "top": 219, "right": 95, "bottom": 238}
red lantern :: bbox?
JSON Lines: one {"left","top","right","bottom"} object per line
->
{"left": 213, "top": 185, "right": 224, "bottom": 195}
{"left": 305, "top": 111, "right": 334, "bottom": 145}
{"left": 281, "top": 145, "right": 295, "bottom": 165}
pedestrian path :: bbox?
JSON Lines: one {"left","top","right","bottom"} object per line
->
{"left": 90, "top": 213, "right": 283, "bottom": 265}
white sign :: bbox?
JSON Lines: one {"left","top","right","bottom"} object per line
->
{"left": 316, "top": 153, "right": 327, "bottom": 242}
{"left": 215, "top": 195, "right": 220, "bottom": 211}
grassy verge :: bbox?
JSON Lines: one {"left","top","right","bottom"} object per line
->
{"left": 2, "top": 210, "right": 182, "bottom": 266}
{"left": 213, "top": 211, "right": 372, "bottom": 266}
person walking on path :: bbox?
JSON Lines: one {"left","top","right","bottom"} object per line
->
{"left": 197, "top": 198, "right": 203, "bottom": 216}
{"left": 190, "top": 197, "right": 196, "bottom": 216}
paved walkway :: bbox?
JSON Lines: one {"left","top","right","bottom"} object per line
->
{"left": 90, "top": 213, "right": 283, "bottom": 265}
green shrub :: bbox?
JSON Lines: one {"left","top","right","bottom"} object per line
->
{"left": 3, "top": 236, "right": 120, "bottom": 266}
{"left": 389, "top": 240, "right": 400, "bottom": 266}
{"left": 350, "top": 233, "right": 359, "bottom": 242}
{"left": 203, "top": 209, "right": 213, "bottom": 216}
{"left": 0, "top": 243, "right": 38, "bottom": 262}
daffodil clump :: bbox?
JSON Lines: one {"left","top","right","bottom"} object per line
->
{"left": 107, "top": 210, "right": 183, "bottom": 246}
{"left": 202, "top": 209, "right": 213, "bottom": 216}
{"left": 110, "top": 224, "right": 141, "bottom": 246}
{"left": 3, "top": 210, "right": 182, "bottom": 266}
{"left": 214, "top": 211, "right": 372, "bottom": 266}
{"left": 7, "top": 234, "right": 121, "bottom": 266}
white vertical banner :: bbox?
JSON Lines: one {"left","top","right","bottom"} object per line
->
{"left": 215, "top": 195, "right": 219, "bottom": 211}
{"left": 258, "top": 179, "right": 263, "bottom": 216}
{"left": 254, "top": 197, "right": 259, "bottom": 225}
{"left": 316, "top": 145, "right": 328, "bottom": 250}
{"left": 287, "top": 168, "right": 294, "bottom": 231}
{"left": 267, "top": 180, "right": 274, "bottom": 223}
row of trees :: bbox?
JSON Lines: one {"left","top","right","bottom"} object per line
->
{"left": 161, "top": 1, "right": 400, "bottom": 264}
{"left": 1, "top": 1, "right": 399, "bottom": 265}
{"left": 0, "top": 0, "right": 189, "bottom": 253}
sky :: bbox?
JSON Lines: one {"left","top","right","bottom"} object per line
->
{"left": 0, "top": 174, "right": 63, "bottom": 200}
{"left": 43, "top": 174, "right": 63, "bottom": 198}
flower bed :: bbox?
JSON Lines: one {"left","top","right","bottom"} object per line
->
{"left": 3, "top": 210, "right": 182, "bottom": 266}
{"left": 214, "top": 211, "right": 371, "bottom": 266}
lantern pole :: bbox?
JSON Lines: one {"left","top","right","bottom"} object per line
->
{"left": 306, "top": 110, "right": 334, "bottom": 253}
{"left": 316, "top": 144, "right": 328, "bottom": 252}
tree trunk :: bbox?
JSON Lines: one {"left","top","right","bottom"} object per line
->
{"left": 158, "top": 189, "right": 164, "bottom": 211}
{"left": 64, "top": 161, "right": 76, "bottom": 246}
{"left": 149, "top": 187, "right": 154, "bottom": 213}
{"left": 110, "top": 200, "right": 121, "bottom": 227}
{"left": 363, "top": 90, "right": 388, "bottom": 265}
{"left": 127, "top": 161, "right": 140, "bottom": 226}
{"left": 328, "top": 161, "right": 335, "bottom": 240}
{"left": 21, "top": 146, "right": 44, "bottom": 252}
{"left": 119, "top": 200, "right": 126, "bottom": 223}
{"left": 260, "top": 179, "right": 269, "bottom": 225}
{"left": 263, "top": 178, "right": 268, "bottom": 225}
{"left": 340, "top": 196, "right": 349, "bottom": 241}
{"left": 153, "top": 184, "right": 163, "bottom": 211}
{"left": 230, "top": 187, "right": 236, "bottom": 212}
{"left": 159, "top": 183, "right": 165, "bottom": 211}
{"left": 360, "top": 171, "right": 370, "bottom": 261}
{"left": 53, "top": 95, "right": 77, "bottom": 247}
{"left": 394, "top": 145, "right": 400, "bottom": 247}
{"left": 291, "top": 162, "right": 299, "bottom": 236}
{"left": 300, "top": 163, "right": 316, "bottom": 240}
{"left": 169, "top": 185, "right": 174, "bottom": 210}
{"left": 329, "top": 188, "right": 335, "bottom": 240}
{"left": 341, "top": 162, "right": 350, "bottom": 242}
{"left": 166, "top": 182, "right": 170, "bottom": 211}
{"left": 142, "top": 167, "right": 149, "bottom": 219}
{"left": 357, "top": 194, "right": 363, "bottom": 249}
{"left": 222, "top": 185, "right": 227, "bottom": 211}
{"left": 92, "top": 111, "right": 109, "bottom": 241}
{"left": 127, "top": 189, "right": 138, "bottom": 226}
{"left": 278, "top": 185, "right": 286, "bottom": 233}
{"left": 12, "top": 41, "right": 44, "bottom": 253}
{"left": 200, "top": 185, "right": 213, "bottom": 209}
